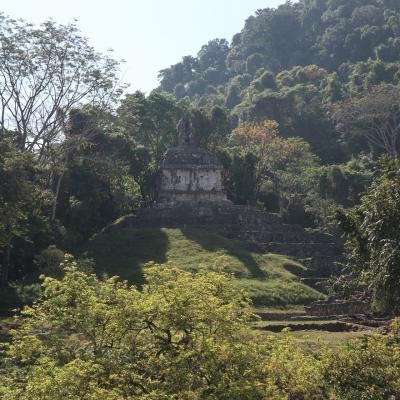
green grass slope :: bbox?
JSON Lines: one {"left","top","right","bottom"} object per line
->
{"left": 84, "top": 227, "right": 324, "bottom": 307}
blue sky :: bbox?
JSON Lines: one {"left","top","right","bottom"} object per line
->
{"left": 2, "top": 0, "right": 287, "bottom": 93}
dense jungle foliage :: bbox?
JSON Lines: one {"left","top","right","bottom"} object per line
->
{"left": 1, "top": 1, "right": 400, "bottom": 396}
{"left": 1, "top": 256, "right": 400, "bottom": 399}
{"left": 1, "top": 0, "right": 400, "bottom": 311}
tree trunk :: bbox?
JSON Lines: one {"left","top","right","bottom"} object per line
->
{"left": 51, "top": 172, "right": 64, "bottom": 221}
{"left": 278, "top": 195, "right": 285, "bottom": 216}
{"left": 0, "top": 246, "right": 11, "bottom": 288}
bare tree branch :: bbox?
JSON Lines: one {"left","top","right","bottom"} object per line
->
{"left": 0, "top": 16, "right": 125, "bottom": 159}
{"left": 333, "top": 84, "right": 400, "bottom": 158}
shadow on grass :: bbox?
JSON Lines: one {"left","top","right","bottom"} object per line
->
{"left": 84, "top": 228, "right": 169, "bottom": 285}
{"left": 180, "top": 227, "right": 265, "bottom": 278}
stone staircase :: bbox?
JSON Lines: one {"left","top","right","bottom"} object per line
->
{"left": 105, "top": 202, "right": 343, "bottom": 289}
{"left": 211, "top": 225, "right": 342, "bottom": 291}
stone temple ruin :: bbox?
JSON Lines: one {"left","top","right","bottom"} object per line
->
{"left": 158, "top": 117, "right": 228, "bottom": 204}
{"left": 106, "top": 117, "right": 344, "bottom": 298}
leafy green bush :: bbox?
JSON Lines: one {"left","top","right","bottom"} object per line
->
{"left": 334, "top": 157, "right": 400, "bottom": 313}
{"left": 34, "top": 245, "right": 65, "bottom": 278}
{"left": 1, "top": 256, "right": 399, "bottom": 399}
{"left": 322, "top": 335, "right": 400, "bottom": 399}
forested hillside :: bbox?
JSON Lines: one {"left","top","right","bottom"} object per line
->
{"left": 159, "top": 0, "right": 400, "bottom": 160}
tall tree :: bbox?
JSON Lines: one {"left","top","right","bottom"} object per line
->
{"left": 0, "top": 140, "right": 34, "bottom": 286}
{"left": 117, "top": 91, "right": 180, "bottom": 166}
{"left": 230, "top": 120, "right": 279, "bottom": 196}
{"left": 333, "top": 84, "right": 400, "bottom": 158}
{"left": 230, "top": 120, "right": 319, "bottom": 213}
{"left": 334, "top": 156, "right": 400, "bottom": 313}
{"left": 0, "top": 16, "right": 123, "bottom": 160}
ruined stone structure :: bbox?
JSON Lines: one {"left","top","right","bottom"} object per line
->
{"left": 158, "top": 117, "right": 228, "bottom": 204}
{"left": 105, "top": 202, "right": 343, "bottom": 289}
{"left": 305, "top": 299, "right": 371, "bottom": 317}
{"left": 104, "top": 117, "right": 343, "bottom": 291}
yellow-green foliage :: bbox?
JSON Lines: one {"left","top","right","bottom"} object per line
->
{"left": 1, "top": 256, "right": 399, "bottom": 400}
{"left": 85, "top": 227, "right": 323, "bottom": 306}
{"left": 322, "top": 333, "right": 400, "bottom": 399}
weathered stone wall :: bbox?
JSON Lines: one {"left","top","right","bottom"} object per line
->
{"left": 305, "top": 300, "right": 370, "bottom": 316}
{"left": 104, "top": 203, "right": 282, "bottom": 232}
{"left": 160, "top": 166, "right": 226, "bottom": 203}
{"left": 102, "top": 203, "right": 343, "bottom": 290}
{"left": 159, "top": 191, "right": 228, "bottom": 203}
{"left": 162, "top": 167, "right": 223, "bottom": 192}
{"left": 158, "top": 145, "right": 228, "bottom": 204}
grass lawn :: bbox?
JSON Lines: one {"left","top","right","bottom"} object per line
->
{"left": 253, "top": 305, "right": 306, "bottom": 314}
{"left": 253, "top": 319, "right": 335, "bottom": 326}
{"left": 84, "top": 227, "right": 324, "bottom": 307}
{"left": 263, "top": 329, "right": 376, "bottom": 347}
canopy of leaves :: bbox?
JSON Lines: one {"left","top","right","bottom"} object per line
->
{"left": 333, "top": 84, "right": 400, "bottom": 157}
{"left": 1, "top": 256, "right": 400, "bottom": 399}
{"left": 0, "top": 15, "right": 123, "bottom": 159}
{"left": 334, "top": 156, "right": 400, "bottom": 313}
{"left": 156, "top": 0, "right": 400, "bottom": 163}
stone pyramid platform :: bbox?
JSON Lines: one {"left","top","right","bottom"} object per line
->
{"left": 105, "top": 119, "right": 343, "bottom": 290}
{"left": 105, "top": 202, "right": 343, "bottom": 290}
